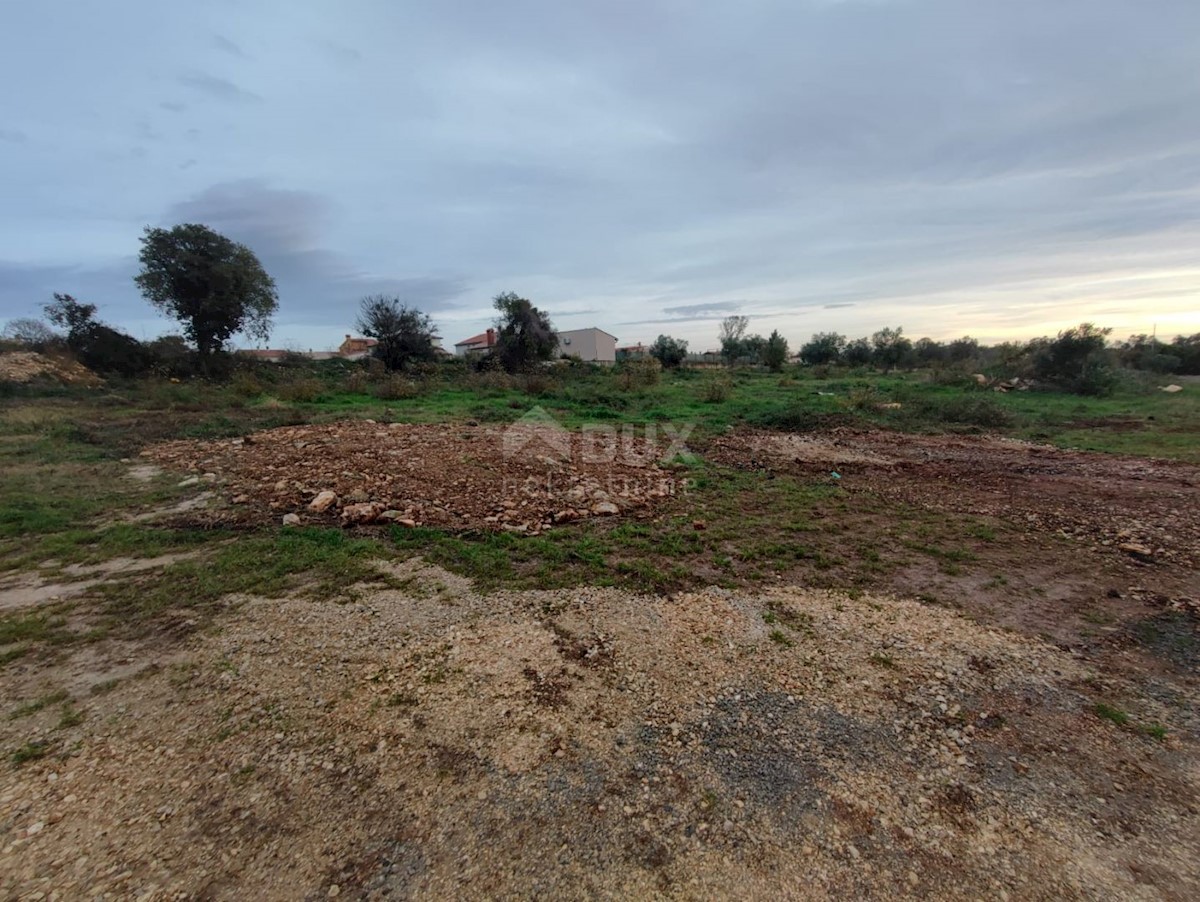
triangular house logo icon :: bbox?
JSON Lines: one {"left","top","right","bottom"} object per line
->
{"left": 502, "top": 406, "right": 571, "bottom": 460}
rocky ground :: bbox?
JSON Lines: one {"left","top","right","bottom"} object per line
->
{"left": 144, "top": 421, "right": 676, "bottom": 533}
{"left": 1, "top": 425, "right": 1198, "bottom": 900}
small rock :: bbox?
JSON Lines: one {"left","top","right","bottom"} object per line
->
{"left": 233, "top": 494, "right": 250, "bottom": 504}
{"left": 341, "top": 502, "right": 383, "bottom": 525}
{"left": 177, "top": 476, "right": 200, "bottom": 488}
{"left": 1119, "top": 542, "right": 1154, "bottom": 560}
{"left": 309, "top": 491, "right": 338, "bottom": 513}
{"left": 693, "top": 520, "right": 707, "bottom": 530}
{"left": 282, "top": 513, "right": 301, "bottom": 527}
{"left": 592, "top": 501, "right": 620, "bottom": 516}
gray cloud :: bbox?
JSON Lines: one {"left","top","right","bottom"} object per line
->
{"left": 319, "top": 39, "right": 362, "bottom": 66}
{"left": 212, "top": 35, "right": 248, "bottom": 59}
{"left": 177, "top": 73, "right": 261, "bottom": 104}
{"left": 2, "top": 0, "right": 1199, "bottom": 348}
{"left": 661, "top": 301, "right": 743, "bottom": 318}
{"left": 163, "top": 179, "right": 467, "bottom": 328}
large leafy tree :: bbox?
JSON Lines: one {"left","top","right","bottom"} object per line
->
{"left": 1031, "top": 322, "right": 1115, "bottom": 395}
{"left": 870, "top": 326, "right": 913, "bottom": 372}
{"left": 356, "top": 295, "right": 438, "bottom": 370}
{"left": 761, "top": 329, "right": 789, "bottom": 371}
{"left": 134, "top": 224, "right": 278, "bottom": 359}
{"left": 492, "top": 291, "right": 556, "bottom": 372}
{"left": 799, "top": 332, "right": 846, "bottom": 365}
{"left": 649, "top": 334, "right": 688, "bottom": 369}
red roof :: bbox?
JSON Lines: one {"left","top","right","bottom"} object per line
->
{"left": 455, "top": 330, "right": 497, "bottom": 348}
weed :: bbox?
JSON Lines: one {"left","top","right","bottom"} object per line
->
{"left": 0, "top": 646, "right": 28, "bottom": 667}
{"left": 869, "top": 652, "right": 896, "bottom": 669}
{"left": 56, "top": 704, "right": 84, "bottom": 729}
{"left": 1140, "top": 723, "right": 1168, "bottom": 741}
{"left": 1094, "top": 703, "right": 1129, "bottom": 727}
{"left": 8, "top": 689, "right": 70, "bottom": 720}
{"left": 10, "top": 740, "right": 51, "bottom": 766}
{"left": 699, "top": 375, "right": 732, "bottom": 403}
{"left": 768, "top": 629, "right": 794, "bottom": 648}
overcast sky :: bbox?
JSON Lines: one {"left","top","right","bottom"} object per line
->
{"left": 1, "top": 0, "right": 1198, "bottom": 351}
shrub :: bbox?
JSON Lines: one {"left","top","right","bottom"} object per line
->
{"left": 749, "top": 405, "right": 856, "bottom": 432}
{"left": 344, "top": 370, "right": 370, "bottom": 394}
{"left": 374, "top": 375, "right": 420, "bottom": 400}
{"left": 906, "top": 395, "right": 1014, "bottom": 428}
{"left": 520, "top": 374, "right": 559, "bottom": 396}
{"left": 470, "top": 369, "right": 515, "bottom": 392}
{"left": 276, "top": 377, "right": 323, "bottom": 402}
{"left": 1031, "top": 323, "right": 1116, "bottom": 396}
{"left": 699, "top": 374, "right": 732, "bottom": 403}
{"left": 617, "top": 357, "right": 661, "bottom": 391}
{"left": 845, "top": 385, "right": 879, "bottom": 410}
{"left": 230, "top": 371, "right": 264, "bottom": 398}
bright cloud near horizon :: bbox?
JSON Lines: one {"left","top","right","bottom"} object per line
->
{"left": 1, "top": 0, "right": 1198, "bottom": 352}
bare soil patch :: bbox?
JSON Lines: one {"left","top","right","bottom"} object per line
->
{"left": 708, "top": 429, "right": 1199, "bottom": 569}
{"left": 3, "top": 568, "right": 1196, "bottom": 899}
{"left": 705, "top": 429, "right": 1200, "bottom": 644}
{"left": 144, "top": 421, "right": 675, "bottom": 533}
{"left": 0, "top": 351, "right": 100, "bottom": 386}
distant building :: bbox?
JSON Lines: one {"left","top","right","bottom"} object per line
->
{"left": 237, "top": 334, "right": 381, "bottom": 363}
{"left": 454, "top": 328, "right": 498, "bottom": 357}
{"left": 452, "top": 325, "right": 619, "bottom": 363}
{"left": 555, "top": 328, "right": 618, "bottom": 363}
{"left": 338, "top": 335, "right": 378, "bottom": 360}
{"left": 617, "top": 343, "right": 649, "bottom": 361}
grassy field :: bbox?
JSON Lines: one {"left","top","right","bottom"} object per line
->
{"left": 2, "top": 363, "right": 1197, "bottom": 654}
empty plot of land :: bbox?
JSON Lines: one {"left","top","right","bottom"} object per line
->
{"left": 144, "top": 421, "right": 676, "bottom": 533}
{"left": 710, "top": 429, "right": 1200, "bottom": 570}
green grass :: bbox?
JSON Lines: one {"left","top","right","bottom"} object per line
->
{"left": 96, "top": 526, "right": 388, "bottom": 626}
{"left": 1140, "top": 723, "right": 1168, "bottom": 741}
{"left": 10, "top": 739, "right": 51, "bottom": 766}
{"left": 0, "top": 611, "right": 73, "bottom": 647}
{"left": 1093, "top": 702, "right": 1170, "bottom": 740}
{"left": 8, "top": 688, "right": 69, "bottom": 720}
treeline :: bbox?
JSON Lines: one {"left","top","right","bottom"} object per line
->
{"left": 792, "top": 324, "right": 1200, "bottom": 378}
{"left": 2, "top": 217, "right": 1196, "bottom": 398}
{"left": 643, "top": 318, "right": 1200, "bottom": 398}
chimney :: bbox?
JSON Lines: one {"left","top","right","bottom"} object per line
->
{"left": 486, "top": 328, "right": 495, "bottom": 345}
